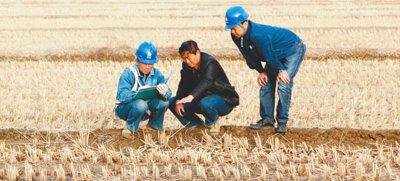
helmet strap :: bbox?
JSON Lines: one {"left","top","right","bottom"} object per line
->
{"left": 239, "top": 21, "right": 248, "bottom": 37}
{"left": 239, "top": 22, "right": 247, "bottom": 48}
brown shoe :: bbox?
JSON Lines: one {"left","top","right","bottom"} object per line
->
{"left": 146, "top": 123, "right": 155, "bottom": 130}
{"left": 196, "top": 124, "right": 206, "bottom": 129}
{"left": 121, "top": 127, "right": 133, "bottom": 139}
{"left": 210, "top": 121, "right": 220, "bottom": 136}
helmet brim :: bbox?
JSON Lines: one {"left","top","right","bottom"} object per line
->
{"left": 225, "top": 24, "right": 238, "bottom": 29}
{"left": 137, "top": 57, "right": 157, "bottom": 64}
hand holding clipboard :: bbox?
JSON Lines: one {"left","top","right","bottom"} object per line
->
{"left": 134, "top": 69, "right": 176, "bottom": 99}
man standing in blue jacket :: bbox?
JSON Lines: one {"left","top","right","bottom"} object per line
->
{"left": 115, "top": 41, "right": 171, "bottom": 139}
{"left": 225, "top": 6, "right": 306, "bottom": 133}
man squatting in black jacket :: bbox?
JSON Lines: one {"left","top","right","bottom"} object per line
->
{"left": 169, "top": 40, "right": 239, "bottom": 135}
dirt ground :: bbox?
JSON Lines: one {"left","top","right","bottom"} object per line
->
{"left": 2, "top": 48, "right": 400, "bottom": 62}
{"left": 1, "top": 126, "right": 399, "bottom": 150}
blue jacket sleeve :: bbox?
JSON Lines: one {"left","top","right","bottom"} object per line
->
{"left": 253, "top": 35, "right": 287, "bottom": 71}
{"left": 232, "top": 34, "right": 264, "bottom": 73}
{"left": 116, "top": 68, "right": 138, "bottom": 103}
{"left": 239, "top": 47, "right": 265, "bottom": 73}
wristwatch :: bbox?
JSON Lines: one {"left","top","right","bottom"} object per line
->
{"left": 279, "top": 69, "right": 285, "bottom": 73}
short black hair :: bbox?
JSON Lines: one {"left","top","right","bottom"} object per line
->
{"left": 179, "top": 40, "right": 200, "bottom": 55}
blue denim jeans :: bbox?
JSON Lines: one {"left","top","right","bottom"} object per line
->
{"left": 261, "top": 42, "right": 306, "bottom": 124}
{"left": 115, "top": 98, "right": 169, "bottom": 132}
{"left": 169, "top": 95, "right": 233, "bottom": 128}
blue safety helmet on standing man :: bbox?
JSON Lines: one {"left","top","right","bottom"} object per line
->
{"left": 224, "top": 6, "right": 249, "bottom": 29}
{"left": 136, "top": 41, "right": 158, "bottom": 64}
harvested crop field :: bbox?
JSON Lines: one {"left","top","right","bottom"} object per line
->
{"left": 1, "top": 127, "right": 400, "bottom": 180}
{"left": 1, "top": 0, "right": 399, "bottom": 180}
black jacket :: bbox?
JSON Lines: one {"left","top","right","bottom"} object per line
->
{"left": 175, "top": 52, "right": 239, "bottom": 107}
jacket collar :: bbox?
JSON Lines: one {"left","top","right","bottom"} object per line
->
{"left": 199, "top": 52, "right": 214, "bottom": 71}
{"left": 243, "top": 20, "right": 252, "bottom": 41}
{"left": 133, "top": 63, "right": 155, "bottom": 77}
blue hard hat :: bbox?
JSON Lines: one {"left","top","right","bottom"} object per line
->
{"left": 224, "top": 6, "right": 249, "bottom": 29}
{"left": 135, "top": 41, "right": 158, "bottom": 64}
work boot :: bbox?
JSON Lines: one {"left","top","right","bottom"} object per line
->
{"left": 275, "top": 123, "right": 287, "bottom": 133}
{"left": 210, "top": 121, "right": 220, "bottom": 136}
{"left": 249, "top": 119, "right": 275, "bottom": 130}
{"left": 121, "top": 126, "right": 133, "bottom": 139}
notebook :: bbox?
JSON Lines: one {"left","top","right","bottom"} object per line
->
{"left": 134, "top": 69, "right": 175, "bottom": 99}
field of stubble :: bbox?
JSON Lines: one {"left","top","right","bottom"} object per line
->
{"left": 0, "top": 0, "right": 399, "bottom": 180}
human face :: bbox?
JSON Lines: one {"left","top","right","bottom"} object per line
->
{"left": 136, "top": 59, "right": 154, "bottom": 74}
{"left": 181, "top": 50, "right": 200, "bottom": 68}
{"left": 231, "top": 21, "right": 247, "bottom": 38}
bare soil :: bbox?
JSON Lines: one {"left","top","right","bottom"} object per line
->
{"left": 1, "top": 48, "right": 400, "bottom": 62}
{"left": 1, "top": 126, "right": 399, "bottom": 150}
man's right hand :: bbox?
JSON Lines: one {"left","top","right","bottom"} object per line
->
{"left": 156, "top": 83, "right": 168, "bottom": 96}
{"left": 175, "top": 100, "right": 185, "bottom": 117}
{"left": 257, "top": 72, "right": 268, "bottom": 87}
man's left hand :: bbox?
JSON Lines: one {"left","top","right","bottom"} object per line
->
{"left": 176, "top": 95, "right": 194, "bottom": 104}
{"left": 277, "top": 70, "right": 290, "bottom": 84}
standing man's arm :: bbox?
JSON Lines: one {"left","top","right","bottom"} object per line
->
{"left": 232, "top": 36, "right": 269, "bottom": 87}
{"left": 253, "top": 38, "right": 290, "bottom": 84}
{"left": 232, "top": 35, "right": 264, "bottom": 73}
{"left": 239, "top": 48, "right": 264, "bottom": 73}
{"left": 239, "top": 47, "right": 269, "bottom": 87}
{"left": 253, "top": 37, "right": 286, "bottom": 71}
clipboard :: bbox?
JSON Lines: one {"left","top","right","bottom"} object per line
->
{"left": 134, "top": 86, "right": 157, "bottom": 99}
{"left": 134, "top": 69, "right": 175, "bottom": 99}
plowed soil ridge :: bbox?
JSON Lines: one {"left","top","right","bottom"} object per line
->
{"left": 1, "top": 127, "right": 399, "bottom": 150}
{"left": 1, "top": 48, "right": 400, "bottom": 62}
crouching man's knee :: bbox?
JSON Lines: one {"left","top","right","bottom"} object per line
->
{"left": 130, "top": 99, "right": 149, "bottom": 113}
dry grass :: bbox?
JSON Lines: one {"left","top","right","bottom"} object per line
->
{"left": 0, "top": 132, "right": 400, "bottom": 180}
{"left": 1, "top": 0, "right": 400, "bottom": 179}
{"left": 1, "top": 0, "right": 400, "bottom": 55}
{"left": 0, "top": 58, "right": 398, "bottom": 131}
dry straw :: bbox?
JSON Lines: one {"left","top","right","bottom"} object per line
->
{"left": 1, "top": 0, "right": 400, "bottom": 180}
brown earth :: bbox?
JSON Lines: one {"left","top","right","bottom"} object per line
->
{"left": 1, "top": 126, "right": 399, "bottom": 150}
{"left": 1, "top": 48, "right": 400, "bottom": 62}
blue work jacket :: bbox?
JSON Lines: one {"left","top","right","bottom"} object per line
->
{"left": 232, "top": 20, "right": 302, "bottom": 73}
{"left": 116, "top": 63, "right": 171, "bottom": 104}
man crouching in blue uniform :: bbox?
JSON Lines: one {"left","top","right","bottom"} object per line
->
{"left": 115, "top": 41, "right": 171, "bottom": 139}
{"left": 225, "top": 6, "right": 306, "bottom": 133}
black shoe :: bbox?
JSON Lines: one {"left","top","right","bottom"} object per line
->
{"left": 249, "top": 119, "right": 275, "bottom": 130}
{"left": 275, "top": 123, "right": 287, "bottom": 133}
